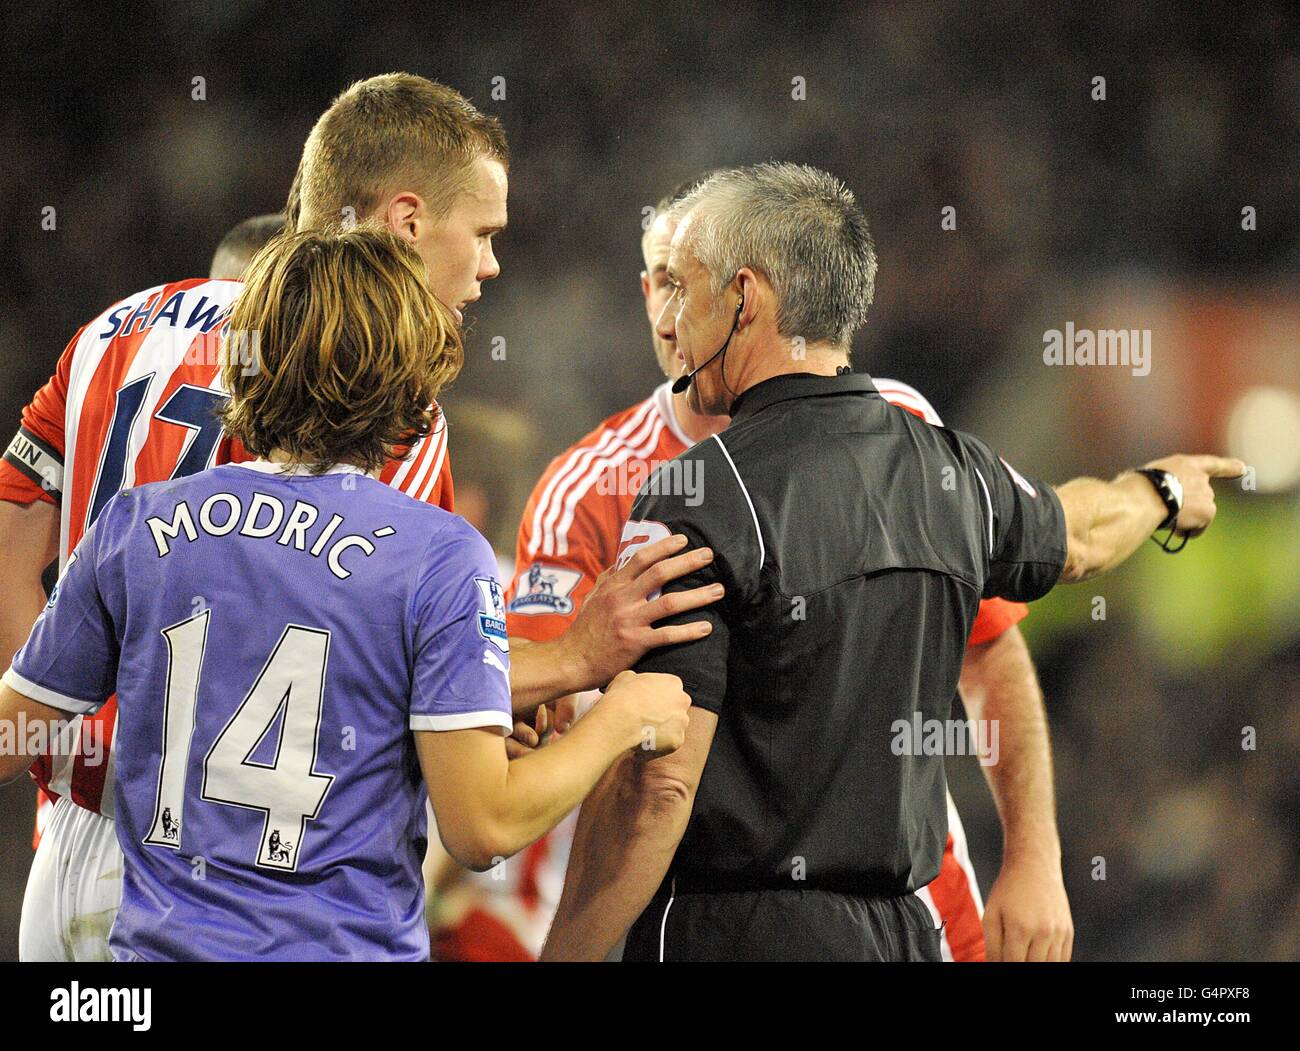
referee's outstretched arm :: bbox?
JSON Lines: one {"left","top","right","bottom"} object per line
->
{"left": 949, "top": 429, "right": 1246, "bottom": 599}
{"left": 1054, "top": 454, "right": 1245, "bottom": 581}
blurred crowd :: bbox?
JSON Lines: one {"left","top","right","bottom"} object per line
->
{"left": 2, "top": 0, "right": 1296, "bottom": 959}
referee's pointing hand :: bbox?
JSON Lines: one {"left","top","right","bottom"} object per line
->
{"left": 1144, "top": 454, "right": 1247, "bottom": 536}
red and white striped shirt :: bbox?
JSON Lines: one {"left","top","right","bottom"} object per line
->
{"left": 0, "top": 278, "right": 453, "bottom": 833}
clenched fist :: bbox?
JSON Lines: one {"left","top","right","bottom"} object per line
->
{"left": 602, "top": 670, "right": 692, "bottom": 757}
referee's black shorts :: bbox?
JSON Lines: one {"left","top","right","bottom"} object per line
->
{"left": 623, "top": 883, "right": 943, "bottom": 962}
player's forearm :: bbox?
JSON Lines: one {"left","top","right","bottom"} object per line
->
{"left": 541, "top": 754, "right": 693, "bottom": 961}
{"left": 506, "top": 636, "right": 589, "bottom": 715}
{"left": 0, "top": 500, "right": 61, "bottom": 672}
{"left": 0, "top": 574, "right": 45, "bottom": 675}
{"left": 0, "top": 684, "right": 69, "bottom": 783}
{"left": 479, "top": 698, "right": 641, "bottom": 860}
{"left": 0, "top": 689, "right": 38, "bottom": 783}
{"left": 959, "top": 628, "right": 1060, "bottom": 860}
{"left": 421, "top": 824, "right": 467, "bottom": 896}
{"left": 1055, "top": 473, "right": 1166, "bottom": 583}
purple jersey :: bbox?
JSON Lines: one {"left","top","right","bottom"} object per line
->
{"left": 5, "top": 460, "right": 513, "bottom": 961}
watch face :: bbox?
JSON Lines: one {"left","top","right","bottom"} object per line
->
{"left": 1165, "top": 472, "right": 1184, "bottom": 508}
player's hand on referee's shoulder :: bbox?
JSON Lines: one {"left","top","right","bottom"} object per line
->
{"left": 1144, "top": 454, "right": 1247, "bottom": 536}
{"left": 565, "top": 533, "right": 723, "bottom": 691}
{"left": 602, "top": 670, "right": 692, "bottom": 758}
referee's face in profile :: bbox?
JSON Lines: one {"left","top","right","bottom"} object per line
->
{"left": 659, "top": 220, "right": 736, "bottom": 417}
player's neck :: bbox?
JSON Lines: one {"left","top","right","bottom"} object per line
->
{"left": 671, "top": 387, "right": 730, "bottom": 443}
{"left": 267, "top": 448, "right": 381, "bottom": 478}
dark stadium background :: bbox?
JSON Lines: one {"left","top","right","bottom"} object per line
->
{"left": 1, "top": 1, "right": 1296, "bottom": 960}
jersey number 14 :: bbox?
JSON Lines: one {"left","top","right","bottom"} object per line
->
{"left": 144, "top": 610, "right": 335, "bottom": 872}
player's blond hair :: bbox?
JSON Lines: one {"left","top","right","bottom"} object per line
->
{"left": 220, "top": 227, "right": 462, "bottom": 474}
{"left": 290, "top": 73, "right": 508, "bottom": 231}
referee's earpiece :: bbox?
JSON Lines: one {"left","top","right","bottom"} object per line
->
{"left": 671, "top": 292, "right": 745, "bottom": 396}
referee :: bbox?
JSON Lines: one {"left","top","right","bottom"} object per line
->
{"left": 541, "top": 163, "right": 1243, "bottom": 962}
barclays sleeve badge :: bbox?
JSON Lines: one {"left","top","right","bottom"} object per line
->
{"left": 475, "top": 577, "right": 510, "bottom": 652}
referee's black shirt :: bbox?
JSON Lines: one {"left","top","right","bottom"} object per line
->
{"left": 627, "top": 372, "right": 1067, "bottom": 900}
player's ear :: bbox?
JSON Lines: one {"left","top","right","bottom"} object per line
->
{"left": 382, "top": 192, "right": 422, "bottom": 244}
{"left": 640, "top": 271, "right": 653, "bottom": 316}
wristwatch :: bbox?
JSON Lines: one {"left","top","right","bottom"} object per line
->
{"left": 1135, "top": 468, "right": 1184, "bottom": 531}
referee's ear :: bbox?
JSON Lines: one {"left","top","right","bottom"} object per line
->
{"left": 733, "top": 267, "right": 763, "bottom": 330}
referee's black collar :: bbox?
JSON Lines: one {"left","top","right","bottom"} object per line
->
{"left": 728, "top": 371, "right": 878, "bottom": 422}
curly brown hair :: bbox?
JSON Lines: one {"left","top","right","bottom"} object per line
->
{"left": 220, "top": 227, "right": 463, "bottom": 474}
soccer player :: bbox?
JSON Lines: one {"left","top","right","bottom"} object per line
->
{"left": 0, "top": 212, "right": 283, "bottom": 731}
{"left": 0, "top": 227, "right": 692, "bottom": 961}
{"left": 0, "top": 74, "right": 716, "bottom": 961}
{"left": 492, "top": 185, "right": 1064, "bottom": 962}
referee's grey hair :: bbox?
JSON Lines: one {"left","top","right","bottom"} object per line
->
{"left": 674, "top": 163, "right": 877, "bottom": 347}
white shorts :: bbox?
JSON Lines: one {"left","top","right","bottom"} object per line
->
{"left": 19, "top": 795, "right": 122, "bottom": 962}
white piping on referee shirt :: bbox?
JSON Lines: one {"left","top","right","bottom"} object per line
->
{"left": 972, "top": 467, "right": 994, "bottom": 556}
{"left": 710, "top": 434, "right": 765, "bottom": 569}
{"left": 659, "top": 875, "right": 677, "bottom": 962}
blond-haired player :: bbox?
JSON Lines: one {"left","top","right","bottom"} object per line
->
{"left": 0, "top": 76, "right": 717, "bottom": 960}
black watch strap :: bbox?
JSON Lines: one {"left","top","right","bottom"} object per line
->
{"left": 1135, "top": 468, "right": 1181, "bottom": 530}
{"left": 1135, "top": 468, "right": 1190, "bottom": 559}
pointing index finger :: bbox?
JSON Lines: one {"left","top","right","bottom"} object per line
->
{"left": 1197, "top": 456, "right": 1247, "bottom": 478}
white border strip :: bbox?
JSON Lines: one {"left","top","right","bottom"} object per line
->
{"left": 659, "top": 874, "right": 677, "bottom": 962}
{"left": 2, "top": 667, "right": 104, "bottom": 715}
{"left": 711, "top": 434, "right": 764, "bottom": 568}
{"left": 654, "top": 381, "right": 694, "bottom": 448}
{"left": 410, "top": 710, "right": 513, "bottom": 735}
{"left": 232, "top": 460, "right": 366, "bottom": 477}
{"left": 972, "top": 467, "right": 994, "bottom": 556}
